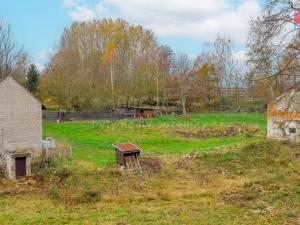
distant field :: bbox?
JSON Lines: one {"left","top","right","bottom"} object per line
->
{"left": 43, "top": 113, "right": 266, "bottom": 166}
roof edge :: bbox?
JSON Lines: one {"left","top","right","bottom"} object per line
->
{"left": 0, "top": 76, "right": 42, "bottom": 106}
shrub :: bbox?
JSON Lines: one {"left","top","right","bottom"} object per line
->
{"left": 52, "top": 166, "right": 72, "bottom": 181}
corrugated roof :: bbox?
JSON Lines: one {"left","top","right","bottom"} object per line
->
{"left": 112, "top": 142, "right": 142, "bottom": 152}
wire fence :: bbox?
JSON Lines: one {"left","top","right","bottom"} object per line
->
{"left": 42, "top": 111, "right": 134, "bottom": 121}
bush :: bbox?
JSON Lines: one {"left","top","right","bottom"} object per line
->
{"left": 52, "top": 166, "right": 72, "bottom": 181}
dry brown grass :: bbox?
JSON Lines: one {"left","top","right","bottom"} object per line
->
{"left": 0, "top": 139, "right": 299, "bottom": 224}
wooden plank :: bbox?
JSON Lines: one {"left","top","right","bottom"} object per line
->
{"left": 136, "top": 155, "right": 143, "bottom": 174}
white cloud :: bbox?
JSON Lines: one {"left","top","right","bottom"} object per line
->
{"left": 68, "top": 5, "right": 95, "bottom": 21}
{"left": 233, "top": 50, "right": 248, "bottom": 63}
{"left": 36, "top": 48, "right": 57, "bottom": 60}
{"left": 34, "top": 62, "right": 45, "bottom": 72}
{"left": 63, "top": 0, "right": 77, "bottom": 8}
{"left": 63, "top": 0, "right": 261, "bottom": 45}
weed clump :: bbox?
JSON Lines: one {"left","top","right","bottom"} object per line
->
{"left": 52, "top": 166, "right": 72, "bottom": 181}
{"left": 140, "top": 157, "right": 162, "bottom": 173}
{"left": 72, "top": 189, "right": 102, "bottom": 204}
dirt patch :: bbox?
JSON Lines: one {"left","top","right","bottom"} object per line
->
{"left": 222, "top": 189, "right": 245, "bottom": 206}
{"left": 0, "top": 187, "right": 29, "bottom": 196}
{"left": 175, "top": 124, "right": 260, "bottom": 139}
{"left": 140, "top": 157, "right": 163, "bottom": 173}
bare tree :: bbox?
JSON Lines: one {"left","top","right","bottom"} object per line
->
{"left": 213, "top": 35, "right": 235, "bottom": 95}
{"left": 174, "top": 54, "right": 193, "bottom": 116}
{"left": 0, "top": 19, "right": 24, "bottom": 79}
{"left": 247, "top": 0, "right": 300, "bottom": 96}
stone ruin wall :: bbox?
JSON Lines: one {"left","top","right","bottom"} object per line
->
{"left": 267, "top": 101, "right": 300, "bottom": 142}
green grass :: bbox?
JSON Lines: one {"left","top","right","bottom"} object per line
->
{"left": 43, "top": 113, "right": 266, "bottom": 166}
{"left": 2, "top": 113, "right": 300, "bottom": 224}
{"left": 1, "top": 139, "right": 300, "bottom": 224}
{"left": 148, "top": 112, "right": 266, "bottom": 129}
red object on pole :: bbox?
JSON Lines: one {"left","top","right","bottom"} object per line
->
{"left": 295, "top": 11, "right": 300, "bottom": 24}
{"left": 294, "top": 11, "right": 300, "bottom": 30}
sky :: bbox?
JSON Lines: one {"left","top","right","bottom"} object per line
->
{"left": 0, "top": 0, "right": 262, "bottom": 71}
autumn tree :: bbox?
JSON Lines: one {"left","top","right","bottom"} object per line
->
{"left": 40, "top": 18, "right": 246, "bottom": 112}
{"left": 102, "top": 41, "right": 117, "bottom": 109}
{"left": 39, "top": 53, "right": 72, "bottom": 111}
{"left": 155, "top": 45, "right": 173, "bottom": 108}
{"left": 195, "top": 63, "right": 218, "bottom": 105}
{"left": 41, "top": 19, "right": 164, "bottom": 111}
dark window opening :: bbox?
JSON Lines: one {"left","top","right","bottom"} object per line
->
{"left": 289, "top": 128, "right": 297, "bottom": 134}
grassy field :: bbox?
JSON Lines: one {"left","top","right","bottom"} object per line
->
{"left": 43, "top": 113, "right": 266, "bottom": 166}
{"left": 2, "top": 112, "right": 299, "bottom": 224}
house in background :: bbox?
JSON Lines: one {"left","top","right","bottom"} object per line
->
{"left": 267, "top": 86, "right": 300, "bottom": 142}
{"left": 0, "top": 76, "right": 43, "bottom": 179}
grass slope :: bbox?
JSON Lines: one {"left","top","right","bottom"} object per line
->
{"left": 43, "top": 113, "right": 266, "bottom": 166}
{"left": 0, "top": 140, "right": 299, "bottom": 224}
{"left": 1, "top": 113, "right": 300, "bottom": 224}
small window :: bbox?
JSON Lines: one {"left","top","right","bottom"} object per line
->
{"left": 289, "top": 128, "right": 297, "bottom": 134}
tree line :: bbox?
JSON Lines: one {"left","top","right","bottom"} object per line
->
{"left": 37, "top": 19, "right": 246, "bottom": 114}
{"left": 3, "top": 11, "right": 298, "bottom": 114}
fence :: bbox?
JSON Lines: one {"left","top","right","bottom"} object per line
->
{"left": 42, "top": 110, "right": 134, "bottom": 121}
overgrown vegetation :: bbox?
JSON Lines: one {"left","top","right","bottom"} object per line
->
{"left": 0, "top": 139, "right": 299, "bottom": 224}
{"left": 1, "top": 113, "right": 299, "bottom": 224}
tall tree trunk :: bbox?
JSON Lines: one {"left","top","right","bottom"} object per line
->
{"left": 182, "top": 97, "right": 187, "bottom": 116}
{"left": 156, "top": 65, "right": 159, "bottom": 109}
{"left": 269, "top": 81, "right": 274, "bottom": 99}
{"left": 110, "top": 63, "right": 115, "bottom": 110}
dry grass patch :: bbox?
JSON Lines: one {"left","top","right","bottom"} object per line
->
{"left": 174, "top": 124, "right": 261, "bottom": 139}
{"left": 0, "top": 140, "right": 300, "bottom": 224}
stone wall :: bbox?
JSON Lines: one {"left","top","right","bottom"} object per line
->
{"left": 4, "top": 153, "right": 32, "bottom": 179}
{"left": 0, "top": 155, "right": 6, "bottom": 177}
{"left": 267, "top": 89, "right": 300, "bottom": 143}
{"left": 267, "top": 116, "right": 300, "bottom": 142}
{"left": 0, "top": 76, "right": 42, "bottom": 154}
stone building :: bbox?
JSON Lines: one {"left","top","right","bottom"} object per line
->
{"left": 267, "top": 86, "right": 300, "bottom": 142}
{"left": 0, "top": 76, "right": 42, "bottom": 179}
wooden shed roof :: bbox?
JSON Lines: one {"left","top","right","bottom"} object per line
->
{"left": 112, "top": 142, "right": 142, "bottom": 153}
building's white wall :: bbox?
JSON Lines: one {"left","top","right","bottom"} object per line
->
{"left": 267, "top": 118, "right": 284, "bottom": 139}
{"left": 267, "top": 117, "right": 300, "bottom": 142}
{"left": 0, "top": 77, "right": 42, "bottom": 155}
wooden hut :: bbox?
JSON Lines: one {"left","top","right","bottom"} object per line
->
{"left": 129, "top": 107, "right": 156, "bottom": 119}
{"left": 112, "top": 142, "right": 142, "bottom": 171}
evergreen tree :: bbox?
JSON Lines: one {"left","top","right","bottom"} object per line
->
{"left": 25, "top": 64, "right": 39, "bottom": 93}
